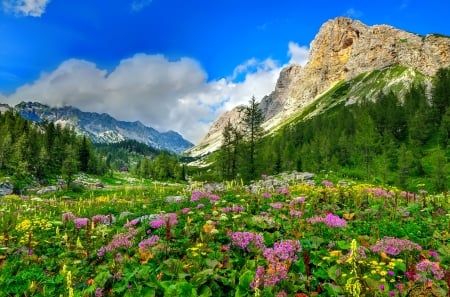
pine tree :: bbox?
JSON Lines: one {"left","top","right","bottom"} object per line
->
{"left": 240, "top": 96, "right": 264, "bottom": 181}
{"left": 355, "top": 113, "right": 379, "bottom": 180}
{"left": 78, "top": 136, "right": 91, "bottom": 172}
{"left": 218, "top": 120, "right": 242, "bottom": 180}
{"left": 432, "top": 68, "right": 450, "bottom": 126}
{"left": 61, "top": 145, "right": 79, "bottom": 188}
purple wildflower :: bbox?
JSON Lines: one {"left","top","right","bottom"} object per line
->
{"left": 208, "top": 194, "right": 220, "bottom": 201}
{"left": 275, "top": 187, "right": 289, "bottom": 195}
{"left": 166, "top": 213, "right": 178, "bottom": 226}
{"left": 261, "top": 192, "right": 271, "bottom": 198}
{"left": 250, "top": 266, "right": 265, "bottom": 289}
{"left": 97, "top": 231, "right": 135, "bottom": 257}
{"left": 276, "top": 291, "right": 288, "bottom": 297}
{"left": 290, "top": 196, "right": 306, "bottom": 206}
{"left": 190, "top": 190, "right": 203, "bottom": 202}
{"left": 197, "top": 203, "right": 205, "bottom": 209}
{"left": 73, "top": 218, "right": 89, "bottom": 229}
{"left": 138, "top": 235, "right": 160, "bottom": 251}
{"left": 269, "top": 202, "right": 283, "bottom": 209}
{"left": 123, "top": 218, "right": 139, "bottom": 228}
{"left": 150, "top": 218, "right": 165, "bottom": 229}
{"left": 228, "top": 231, "right": 265, "bottom": 251}
{"left": 62, "top": 212, "right": 76, "bottom": 223}
{"left": 92, "top": 215, "right": 110, "bottom": 225}
{"left": 115, "top": 253, "right": 123, "bottom": 263}
{"left": 232, "top": 205, "right": 244, "bottom": 212}
{"left": 415, "top": 260, "right": 445, "bottom": 281}
{"left": 95, "top": 288, "right": 103, "bottom": 297}
{"left": 370, "top": 236, "right": 422, "bottom": 256}
{"left": 307, "top": 215, "right": 326, "bottom": 224}
{"left": 263, "top": 240, "right": 302, "bottom": 263}
{"left": 289, "top": 210, "right": 302, "bottom": 217}
{"left": 429, "top": 250, "right": 441, "bottom": 261}
{"left": 181, "top": 207, "right": 191, "bottom": 214}
{"left": 322, "top": 180, "right": 334, "bottom": 187}
{"left": 324, "top": 213, "right": 347, "bottom": 227}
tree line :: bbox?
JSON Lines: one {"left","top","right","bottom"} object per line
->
{"left": 0, "top": 111, "right": 188, "bottom": 191}
{"left": 215, "top": 68, "right": 450, "bottom": 192}
{"left": 0, "top": 111, "right": 107, "bottom": 190}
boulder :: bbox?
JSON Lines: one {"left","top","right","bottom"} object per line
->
{"left": 36, "top": 185, "right": 59, "bottom": 195}
{"left": 0, "top": 181, "right": 13, "bottom": 196}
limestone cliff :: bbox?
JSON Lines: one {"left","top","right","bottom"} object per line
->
{"left": 187, "top": 17, "right": 450, "bottom": 157}
{"left": 262, "top": 17, "right": 450, "bottom": 124}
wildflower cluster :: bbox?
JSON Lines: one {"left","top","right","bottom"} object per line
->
{"left": 97, "top": 228, "right": 137, "bottom": 257}
{"left": 370, "top": 236, "right": 422, "bottom": 255}
{"left": 190, "top": 190, "right": 221, "bottom": 203}
{"left": 251, "top": 240, "right": 302, "bottom": 289}
{"left": 92, "top": 215, "right": 110, "bottom": 225}
{"left": 307, "top": 212, "right": 347, "bottom": 227}
{"left": 415, "top": 260, "right": 445, "bottom": 282}
{"left": 228, "top": 231, "right": 265, "bottom": 251}
{"left": 138, "top": 235, "right": 160, "bottom": 252}
{"left": 149, "top": 213, "right": 178, "bottom": 229}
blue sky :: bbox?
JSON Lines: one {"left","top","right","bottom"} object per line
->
{"left": 1, "top": 0, "right": 449, "bottom": 143}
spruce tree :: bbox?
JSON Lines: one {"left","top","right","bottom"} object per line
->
{"left": 240, "top": 96, "right": 264, "bottom": 181}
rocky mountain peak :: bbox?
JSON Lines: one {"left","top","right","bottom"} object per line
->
{"left": 8, "top": 101, "right": 193, "bottom": 153}
{"left": 188, "top": 17, "right": 450, "bottom": 157}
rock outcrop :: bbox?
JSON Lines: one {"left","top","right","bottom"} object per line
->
{"left": 185, "top": 106, "right": 243, "bottom": 157}
{"left": 261, "top": 17, "right": 450, "bottom": 124}
{"left": 0, "top": 181, "right": 13, "bottom": 196}
{"left": 188, "top": 17, "right": 450, "bottom": 157}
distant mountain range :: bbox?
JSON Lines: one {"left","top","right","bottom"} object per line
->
{"left": 0, "top": 101, "right": 193, "bottom": 153}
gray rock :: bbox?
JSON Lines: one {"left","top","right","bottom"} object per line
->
{"left": 0, "top": 182, "right": 13, "bottom": 196}
{"left": 36, "top": 185, "right": 58, "bottom": 195}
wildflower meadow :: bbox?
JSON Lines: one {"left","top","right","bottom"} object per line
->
{"left": 0, "top": 179, "right": 449, "bottom": 296}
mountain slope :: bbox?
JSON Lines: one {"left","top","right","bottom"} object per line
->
{"left": 188, "top": 16, "right": 450, "bottom": 157}
{"left": 13, "top": 101, "right": 193, "bottom": 153}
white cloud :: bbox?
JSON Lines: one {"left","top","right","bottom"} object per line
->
{"left": 130, "top": 0, "right": 152, "bottom": 12}
{"left": 345, "top": 8, "right": 363, "bottom": 18}
{"left": 2, "top": 0, "right": 50, "bottom": 17}
{"left": 287, "top": 42, "right": 309, "bottom": 66}
{"left": 6, "top": 43, "right": 309, "bottom": 144}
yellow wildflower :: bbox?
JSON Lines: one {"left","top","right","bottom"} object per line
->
{"left": 329, "top": 250, "right": 342, "bottom": 257}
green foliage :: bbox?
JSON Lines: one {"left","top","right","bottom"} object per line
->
{"left": 0, "top": 181, "right": 448, "bottom": 296}
{"left": 0, "top": 112, "right": 108, "bottom": 191}
{"left": 239, "top": 66, "right": 450, "bottom": 193}
{"left": 240, "top": 96, "right": 264, "bottom": 182}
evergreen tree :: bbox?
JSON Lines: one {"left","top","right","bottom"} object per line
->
{"left": 240, "top": 96, "right": 264, "bottom": 181}
{"left": 430, "top": 148, "right": 448, "bottom": 192}
{"left": 397, "top": 145, "right": 414, "bottom": 189}
{"left": 218, "top": 120, "right": 242, "bottom": 180}
{"left": 432, "top": 68, "right": 450, "bottom": 126}
{"left": 438, "top": 108, "right": 450, "bottom": 147}
{"left": 78, "top": 136, "right": 91, "bottom": 172}
{"left": 355, "top": 112, "right": 379, "bottom": 180}
{"left": 61, "top": 145, "right": 80, "bottom": 188}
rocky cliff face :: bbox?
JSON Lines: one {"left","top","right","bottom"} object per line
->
{"left": 188, "top": 17, "right": 450, "bottom": 157}
{"left": 186, "top": 106, "right": 243, "bottom": 157}
{"left": 262, "top": 17, "right": 450, "bottom": 123}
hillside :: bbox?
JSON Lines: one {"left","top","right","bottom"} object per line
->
{"left": 187, "top": 17, "right": 450, "bottom": 157}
